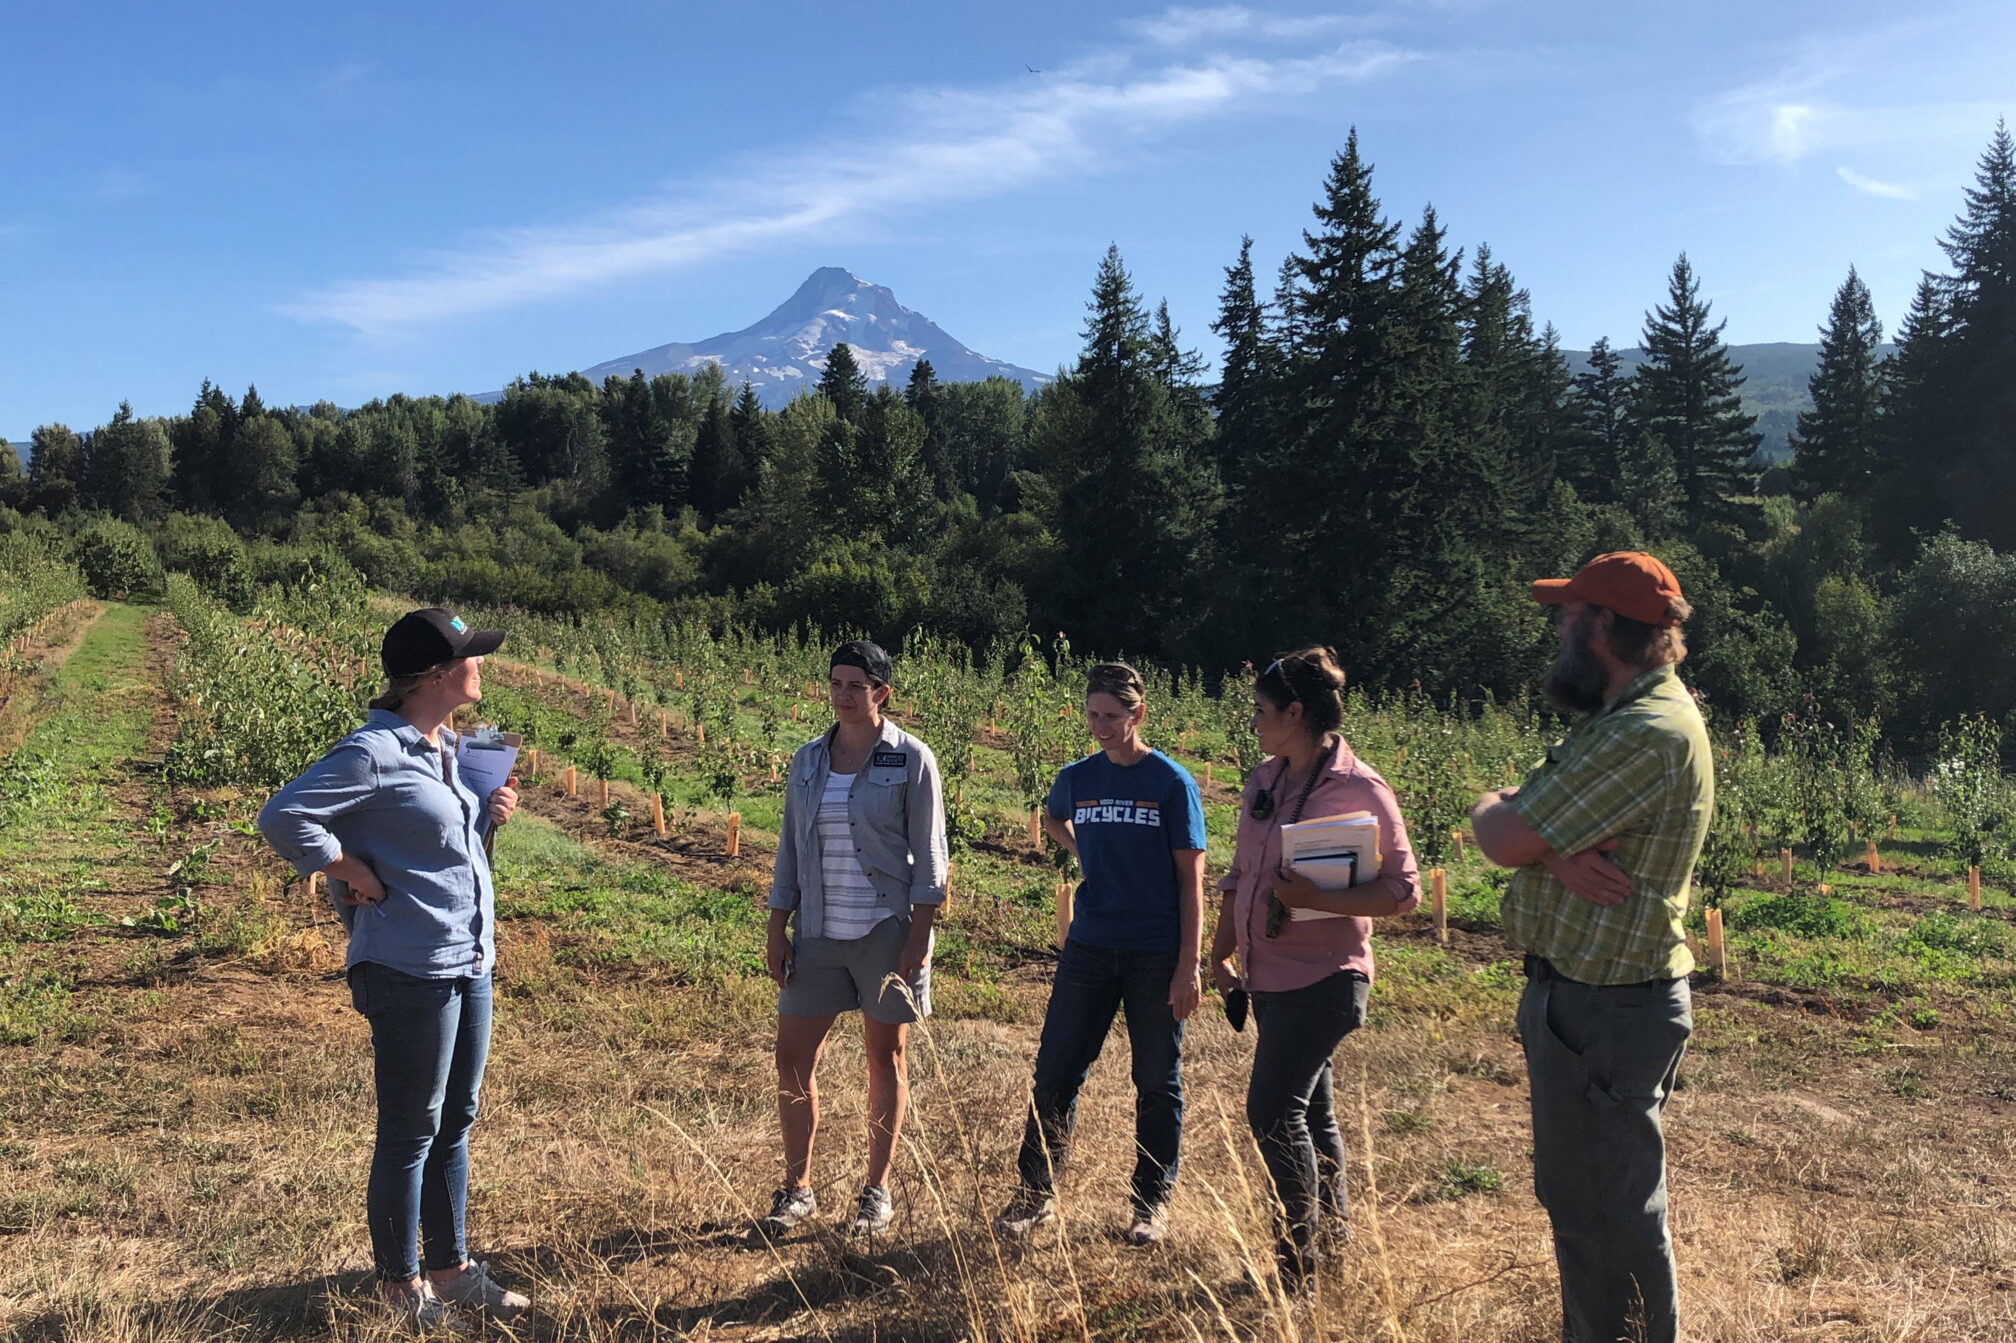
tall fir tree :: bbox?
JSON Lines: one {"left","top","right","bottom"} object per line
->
{"left": 1932, "top": 121, "right": 2016, "bottom": 547}
{"left": 1238, "top": 131, "right": 1402, "bottom": 655}
{"left": 82, "top": 402, "right": 170, "bottom": 521}
{"left": 1789, "top": 266, "right": 1886, "bottom": 501}
{"left": 816, "top": 343, "right": 869, "bottom": 423}
{"left": 1634, "top": 253, "right": 1760, "bottom": 526}
{"left": 1208, "top": 235, "right": 1278, "bottom": 481}
{"left": 904, "top": 359, "right": 958, "bottom": 500}
{"left": 1567, "top": 336, "right": 1633, "bottom": 503}
{"left": 1041, "top": 246, "right": 1219, "bottom": 657}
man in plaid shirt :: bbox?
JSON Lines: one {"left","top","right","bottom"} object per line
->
{"left": 1470, "top": 552, "right": 1712, "bottom": 1343}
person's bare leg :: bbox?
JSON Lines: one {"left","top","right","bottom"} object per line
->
{"left": 862, "top": 1017, "right": 909, "bottom": 1188}
{"left": 776, "top": 1013, "right": 838, "bottom": 1186}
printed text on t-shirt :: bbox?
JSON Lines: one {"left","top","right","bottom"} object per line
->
{"left": 1074, "top": 799, "right": 1164, "bottom": 827}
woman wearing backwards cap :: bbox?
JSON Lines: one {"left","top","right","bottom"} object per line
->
{"left": 257, "top": 608, "right": 529, "bottom": 1328}
{"left": 756, "top": 640, "right": 948, "bottom": 1241}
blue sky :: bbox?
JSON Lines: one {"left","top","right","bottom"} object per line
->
{"left": 2, "top": 1, "right": 2009, "bottom": 438}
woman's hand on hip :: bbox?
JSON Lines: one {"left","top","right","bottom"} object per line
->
{"left": 487, "top": 776, "right": 519, "bottom": 828}
{"left": 324, "top": 854, "right": 386, "bottom": 907}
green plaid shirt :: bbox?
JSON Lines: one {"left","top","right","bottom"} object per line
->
{"left": 1503, "top": 664, "right": 1714, "bottom": 985}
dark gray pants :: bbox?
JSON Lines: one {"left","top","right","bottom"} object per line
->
{"left": 1518, "top": 957, "right": 1691, "bottom": 1343}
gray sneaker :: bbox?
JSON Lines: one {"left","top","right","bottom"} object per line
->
{"left": 432, "top": 1260, "right": 529, "bottom": 1321}
{"left": 995, "top": 1187, "right": 1056, "bottom": 1240}
{"left": 379, "top": 1278, "right": 468, "bottom": 1333}
{"left": 847, "top": 1185, "right": 894, "bottom": 1235}
{"left": 753, "top": 1185, "right": 818, "bottom": 1239}
{"left": 1122, "top": 1203, "right": 1169, "bottom": 1246}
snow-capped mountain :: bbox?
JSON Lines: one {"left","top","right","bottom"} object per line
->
{"left": 559, "top": 267, "right": 1052, "bottom": 408}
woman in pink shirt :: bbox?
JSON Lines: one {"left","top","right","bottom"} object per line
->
{"left": 1207, "top": 647, "right": 1421, "bottom": 1292}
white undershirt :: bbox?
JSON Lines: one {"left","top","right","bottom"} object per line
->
{"left": 816, "top": 771, "right": 889, "bottom": 940}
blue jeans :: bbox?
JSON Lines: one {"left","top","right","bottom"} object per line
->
{"left": 1248, "top": 969, "right": 1368, "bottom": 1274}
{"left": 1017, "top": 939, "right": 1185, "bottom": 1213}
{"left": 349, "top": 962, "right": 493, "bottom": 1282}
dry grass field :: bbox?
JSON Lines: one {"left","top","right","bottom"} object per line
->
{"left": 2, "top": 605, "right": 2013, "bottom": 1342}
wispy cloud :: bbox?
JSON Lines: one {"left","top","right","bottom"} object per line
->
{"left": 1127, "top": 5, "right": 1387, "bottom": 46}
{"left": 284, "top": 13, "right": 1422, "bottom": 334}
{"left": 1692, "top": 15, "right": 2009, "bottom": 167}
{"left": 1836, "top": 166, "right": 1915, "bottom": 200}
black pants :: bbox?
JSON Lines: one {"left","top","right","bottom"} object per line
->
{"left": 1017, "top": 939, "right": 1186, "bottom": 1214}
{"left": 1247, "top": 969, "right": 1368, "bottom": 1273}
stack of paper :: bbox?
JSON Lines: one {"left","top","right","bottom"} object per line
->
{"left": 1278, "top": 811, "right": 1381, "bottom": 921}
{"left": 455, "top": 725, "right": 522, "bottom": 803}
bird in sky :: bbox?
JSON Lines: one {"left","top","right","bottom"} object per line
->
{"left": 1025, "top": 63, "right": 1042, "bottom": 74}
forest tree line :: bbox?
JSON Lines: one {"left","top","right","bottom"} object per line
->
{"left": 3, "top": 124, "right": 2013, "bottom": 754}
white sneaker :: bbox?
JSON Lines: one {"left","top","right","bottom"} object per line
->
{"left": 753, "top": 1185, "right": 818, "bottom": 1239}
{"left": 995, "top": 1188, "right": 1057, "bottom": 1239}
{"left": 1123, "top": 1203, "right": 1169, "bottom": 1246}
{"left": 432, "top": 1260, "right": 529, "bottom": 1321}
{"left": 848, "top": 1185, "right": 894, "bottom": 1235}
{"left": 379, "top": 1278, "right": 468, "bottom": 1333}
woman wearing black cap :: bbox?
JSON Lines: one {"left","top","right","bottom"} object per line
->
{"left": 756, "top": 640, "right": 949, "bottom": 1240}
{"left": 257, "top": 608, "right": 530, "bottom": 1327}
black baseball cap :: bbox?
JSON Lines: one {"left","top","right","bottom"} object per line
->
{"left": 830, "top": 639, "right": 893, "bottom": 686}
{"left": 382, "top": 608, "right": 505, "bottom": 677}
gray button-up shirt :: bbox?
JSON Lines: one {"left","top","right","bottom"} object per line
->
{"left": 257, "top": 709, "right": 496, "bottom": 979}
{"left": 770, "top": 718, "right": 948, "bottom": 939}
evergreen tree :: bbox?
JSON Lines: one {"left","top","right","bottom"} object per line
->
{"left": 1871, "top": 274, "right": 1958, "bottom": 557}
{"left": 1568, "top": 336, "right": 1633, "bottom": 502}
{"left": 1041, "top": 246, "right": 1219, "bottom": 657}
{"left": 0, "top": 437, "right": 21, "bottom": 504}
{"left": 905, "top": 359, "right": 957, "bottom": 500}
{"left": 1933, "top": 121, "right": 2016, "bottom": 547}
{"left": 169, "top": 380, "right": 237, "bottom": 511}
{"left": 82, "top": 402, "right": 170, "bottom": 521}
{"left": 1617, "top": 425, "right": 1685, "bottom": 541}
{"left": 1209, "top": 235, "right": 1277, "bottom": 479}
{"left": 1237, "top": 131, "right": 1402, "bottom": 655}
{"left": 28, "top": 423, "right": 85, "bottom": 513}
{"left": 229, "top": 412, "right": 300, "bottom": 522}
{"left": 816, "top": 343, "right": 869, "bottom": 423}
{"left": 1635, "top": 253, "right": 1760, "bottom": 524}
{"left": 1789, "top": 266, "right": 1886, "bottom": 501}
{"left": 688, "top": 372, "right": 746, "bottom": 521}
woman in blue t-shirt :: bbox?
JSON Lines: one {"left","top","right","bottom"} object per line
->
{"left": 997, "top": 662, "right": 1207, "bottom": 1245}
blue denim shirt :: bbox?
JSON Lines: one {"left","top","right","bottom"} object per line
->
{"left": 257, "top": 710, "right": 495, "bottom": 979}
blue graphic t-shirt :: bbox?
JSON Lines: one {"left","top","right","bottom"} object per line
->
{"left": 1046, "top": 749, "right": 1208, "bottom": 951}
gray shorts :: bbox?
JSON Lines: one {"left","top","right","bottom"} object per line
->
{"left": 778, "top": 915, "right": 931, "bottom": 1024}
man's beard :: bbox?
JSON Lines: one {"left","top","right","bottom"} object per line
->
{"left": 1544, "top": 620, "right": 1607, "bottom": 715}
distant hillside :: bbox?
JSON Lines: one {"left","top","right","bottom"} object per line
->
{"left": 1560, "top": 341, "right": 1896, "bottom": 463}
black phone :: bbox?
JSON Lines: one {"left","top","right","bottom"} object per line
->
{"left": 1223, "top": 986, "right": 1249, "bottom": 1033}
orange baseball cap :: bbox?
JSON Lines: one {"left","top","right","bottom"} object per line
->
{"left": 1531, "top": 552, "right": 1685, "bottom": 627}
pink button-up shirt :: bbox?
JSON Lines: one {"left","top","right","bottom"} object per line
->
{"left": 1220, "top": 735, "right": 1422, "bottom": 992}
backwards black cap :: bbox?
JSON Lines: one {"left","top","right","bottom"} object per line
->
{"left": 382, "top": 608, "right": 505, "bottom": 678}
{"left": 830, "top": 639, "right": 893, "bottom": 686}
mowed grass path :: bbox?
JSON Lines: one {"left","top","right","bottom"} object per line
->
{"left": 0, "top": 602, "right": 164, "bottom": 1045}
